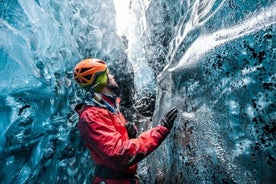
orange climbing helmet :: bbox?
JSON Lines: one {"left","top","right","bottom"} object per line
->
{"left": 73, "top": 58, "right": 109, "bottom": 92}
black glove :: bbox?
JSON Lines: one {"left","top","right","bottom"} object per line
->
{"left": 160, "top": 107, "right": 178, "bottom": 130}
{"left": 125, "top": 123, "right": 138, "bottom": 138}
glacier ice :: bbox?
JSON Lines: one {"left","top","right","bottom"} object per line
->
{"left": 0, "top": 0, "right": 275, "bottom": 184}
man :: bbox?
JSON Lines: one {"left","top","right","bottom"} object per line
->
{"left": 73, "top": 58, "right": 178, "bottom": 184}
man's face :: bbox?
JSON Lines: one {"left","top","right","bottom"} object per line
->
{"left": 108, "top": 73, "right": 119, "bottom": 89}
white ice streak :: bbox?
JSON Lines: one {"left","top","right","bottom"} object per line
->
{"left": 164, "top": 0, "right": 226, "bottom": 73}
{"left": 170, "top": 3, "right": 276, "bottom": 72}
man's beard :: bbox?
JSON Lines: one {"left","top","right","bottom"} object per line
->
{"left": 107, "top": 84, "right": 120, "bottom": 96}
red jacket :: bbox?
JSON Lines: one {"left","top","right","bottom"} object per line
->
{"left": 75, "top": 96, "right": 170, "bottom": 184}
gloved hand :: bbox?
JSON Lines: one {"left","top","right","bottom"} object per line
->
{"left": 125, "top": 123, "right": 138, "bottom": 138}
{"left": 160, "top": 107, "right": 178, "bottom": 130}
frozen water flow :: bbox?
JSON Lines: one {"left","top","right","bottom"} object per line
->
{"left": 166, "top": 0, "right": 226, "bottom": 65}
{"left": 169, "top": 3, "right": 276, "bottom": 72}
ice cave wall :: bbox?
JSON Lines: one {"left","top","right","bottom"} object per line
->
{"left": 0, "top": 0, "right": 133, "bottom": 183}
{"left": 142, "top": 0, "right": 276, "bottom": 183}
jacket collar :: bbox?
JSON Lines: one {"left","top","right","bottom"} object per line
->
{"left": 75, "top": 92, "right": 121, "bottom": 114}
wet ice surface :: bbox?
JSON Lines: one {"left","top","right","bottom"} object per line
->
{"left": 0, "top": 0, "right": 275, "bottom": 183}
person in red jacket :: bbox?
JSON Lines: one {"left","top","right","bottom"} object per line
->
{"left": 73, "top": 58, "right": 178, "bottom": 184}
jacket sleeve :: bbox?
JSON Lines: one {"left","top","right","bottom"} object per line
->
{"left": 79, "top": 108, "right": 170, "bottom": 171}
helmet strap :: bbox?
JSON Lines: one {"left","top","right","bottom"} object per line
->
{"left": 90, "top": 82, "right": 100, "bottom": 93}
{"left": 82, "top": 83, "right": 100, "bottom": 104}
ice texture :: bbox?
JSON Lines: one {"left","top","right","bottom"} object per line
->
{"left": 0, "top": 0, "right": 275, "bottom": 183}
